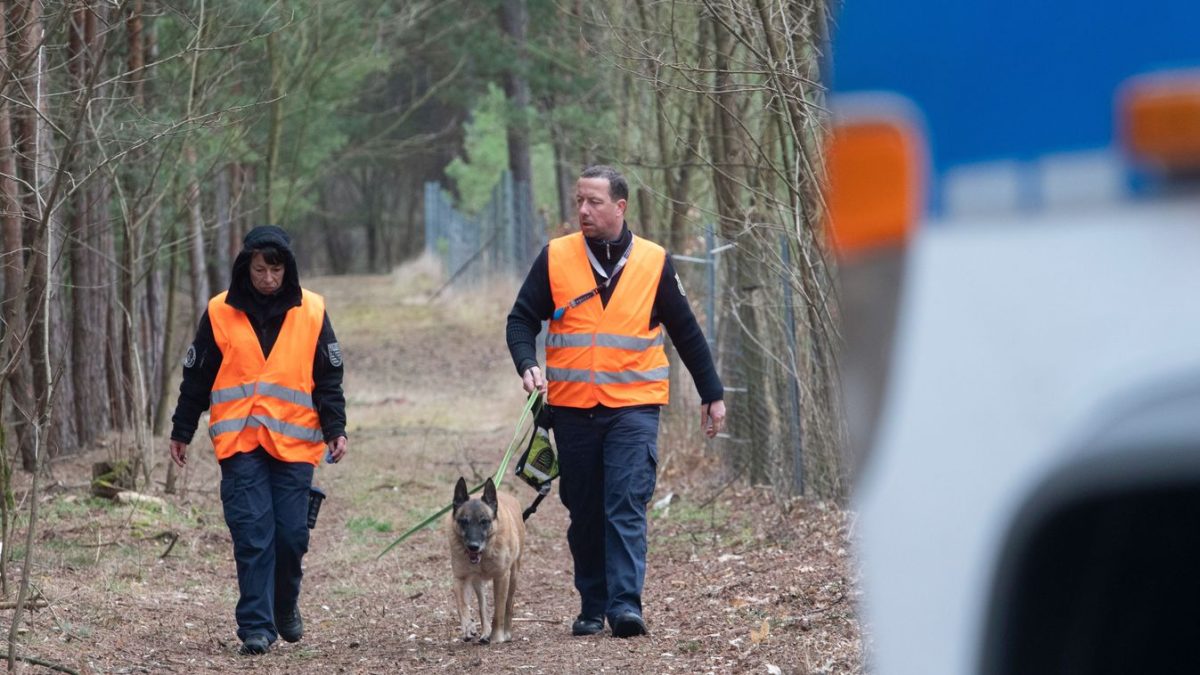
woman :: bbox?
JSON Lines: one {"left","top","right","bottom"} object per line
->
{"left": 168, "top": 225, "right": 348, "bottom": 655}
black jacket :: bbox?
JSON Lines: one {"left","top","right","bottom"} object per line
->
{"left": 506, "top": 223, "right": 724, "bottom": 404}
{"left": 170, "top": 225, "right": 347, "bottom": 445}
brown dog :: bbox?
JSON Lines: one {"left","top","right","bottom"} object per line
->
{"left": 447, "top": 476, "right": 526, "bottom": 644}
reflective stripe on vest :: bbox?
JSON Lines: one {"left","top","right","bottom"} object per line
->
{"left": 209, "top": 415, "right": 324, "bottom": 443}
{"left": 206, "top": 288, "right": 326, "bottom": 464}
{"left": 211, "top": 382, "right": 315, "bottom": 409}
{"left": 545, "top": 332, "right": 665, "bottom": 350}
{"left": 545, "top": 232, "right": 669, "bottom": 408}
{"left": 546, "top": 366, "right": 670, "bottom": 384}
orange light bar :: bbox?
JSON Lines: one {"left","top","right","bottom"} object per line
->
{"left": 825, "top": 118, "right": 924, "bottom": 258}
{"left": 1119, "top": 70, "right": 1200, "bottom": 170}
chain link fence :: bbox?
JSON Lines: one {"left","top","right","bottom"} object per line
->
{"left": 670, "top": 227, "right": 823, "bottom": 500}
{"left": 424, "top": 172, "right": 545, "bottom": 287}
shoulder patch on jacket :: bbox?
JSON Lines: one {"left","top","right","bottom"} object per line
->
{"left": 675, "top": 273, "right": 687, "bottom": 297}
{"left": 183, "top": 344, "right": 197, "bottom": 368}
{"left": 327, "top": 342, "right": 343, "bottom": 367}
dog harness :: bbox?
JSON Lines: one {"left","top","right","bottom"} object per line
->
{"left": 206, "top": 288, "right": 326, "bottom": 464}
{"left": 545, "top": 232, "right": 669, "bottom": 408}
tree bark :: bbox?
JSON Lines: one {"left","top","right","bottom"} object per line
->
{"left": 211, "top": 163, "right": 231, "bottom": 290}
{"left": 0, "top": 0, "right": 36, "bottom": 470}
{"left": 16, "top": 0, "right": 79, "bottom": 463}
{"left": 498, "top": 0, "right": 537, "bottom": 260}
{"left": 68, "top": 3, "right": 110, "bottom": 448}
{"left": 265, "top": 32, "right": 283, "bottom": 225}
{"left": 184, "top": 146, "right": 210, "bottom": 321}
{"left": 549, "top": 124, "right": 574, "bottom": 227}
{"left": 709, "top": 8, "right": 769, "bottom": 484}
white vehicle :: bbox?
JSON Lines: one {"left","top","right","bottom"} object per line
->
{"left": 851, "top": 196, "right": 1200, "bottom": 674}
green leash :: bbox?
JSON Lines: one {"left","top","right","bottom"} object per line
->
{"left": 376, "top": 390, "right": 542, "bottom": 560}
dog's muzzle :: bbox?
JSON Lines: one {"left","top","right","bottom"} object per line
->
{"left": 466, "top": 544, "right": 483, "bottom": 565}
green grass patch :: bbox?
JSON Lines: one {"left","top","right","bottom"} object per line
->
{"left": 345, "top": 516, "right": 393, "bottom": 535}
{"left": 650, "top": 497, "right": 758, "bottom": 553}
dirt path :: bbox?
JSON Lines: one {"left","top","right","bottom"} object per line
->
{"left": 11, "top": 262, "right": 861, "bottom": 674}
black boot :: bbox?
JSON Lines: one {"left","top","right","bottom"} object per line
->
{"left": 571, "top": 614, "right": 605, "bottom": 636}
{"left": 276, "top": 606, "right": 304, "bottom": 643}
{"left": 611, "top": 612, "right": 647, "bottom": 638}
{"left": 239, "top": 634, "right": 270, "bottom": 655}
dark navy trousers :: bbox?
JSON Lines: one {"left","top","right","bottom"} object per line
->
{"left": 553, "top": 405, "right": 659, "bottom": 623}
{"left": 219, "top": 447, "right": 314, "bottom": 643}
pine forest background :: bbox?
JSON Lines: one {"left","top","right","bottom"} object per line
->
{"left": 0, "top": 0, "right": 841, "bottom": 558}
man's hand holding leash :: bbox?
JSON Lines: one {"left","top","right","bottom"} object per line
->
{"left": 522, "top": 366, "right": 548, "bottom": 395}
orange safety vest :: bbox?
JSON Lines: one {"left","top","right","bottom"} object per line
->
{"left": 546, "top": 232, "right": 669, "bottom": 408}
{"left": 206, "top": 289, "right": 326, "bottom": 464}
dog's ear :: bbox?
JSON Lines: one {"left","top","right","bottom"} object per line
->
{"left": 453, "top": 477, "right": 470, "bottom": 511}
{"left": 481, "top": 477, "right": 498, "bottom": 513}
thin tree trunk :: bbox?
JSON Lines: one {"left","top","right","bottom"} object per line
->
{"left": 265, "top": 32, "right": 283, "bottom": 225}
{"left": 184, "top": 146, "right": 210, "bottom": 320}
{"left": 68, "top": 6, "right": 107, "bottom": 447}
{"left": 0, "top": 0, "right": 37, "bottom": 471}
{"left": 211, "top": 163, "right": 231, "bottom": 289}
{"left": 710, "top": 8, "right": 769, "bottom": 484}
{"left": 549, "top": 124, "right": 574, "bottom": 227}
{"left": 498, "top": 0, "right": 536, "bottom": 259}
{"left": 0, "top": 404, "right": 8, "bottom": 597}
{"left": 153, "top": 241, "right": 178, "bottom": 439}
{"left": 17, "top": 0, "right": 79, "bottom": 463}
{"left": 155, "top": 239, "right": 179, "bottom": 493}
{"left": 138, "top": 1, "right": 169, "bottom": 425}
{"left": 319, "top": 185, "right": 347, "bottom": 274}
{"left": 9, "top": 0, "right": 52, "bottom": 656}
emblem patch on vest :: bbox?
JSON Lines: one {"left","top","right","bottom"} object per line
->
{"left": 183, "top": 344, "right": 197, "bottom": 368}
{"left": 327, "top": 342, "right": 343, "bottom": 367}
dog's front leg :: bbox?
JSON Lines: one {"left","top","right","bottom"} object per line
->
{"left": 503, "top": 561, "right": 519, "bottom": 636}
{"left": 486, "top": 570, "right": 512, "bottom": 644}
{"left": 453, "top": 578, "right": 474, "bottom": 641}
{"left": 472, "top": 579, "right": 491, "bottom": 644}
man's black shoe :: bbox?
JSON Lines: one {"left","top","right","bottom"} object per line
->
{"left": 239, "top": 634, "right": 270, "bottom": 655}
{"left": 611, "top": 612, "right": 647, "bottom": 638}
{"left": 571, "top": 614, "right": 605, "bottom": 636}
{"left": 276, "top": 606, "right": 304, "bottom": 643}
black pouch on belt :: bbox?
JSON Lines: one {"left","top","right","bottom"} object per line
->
{"left": 307, "top": 487, "right": 326, "bottom": 529}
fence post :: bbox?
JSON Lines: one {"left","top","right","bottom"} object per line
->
{"left": 706, "top": 223, "right": 716, "bottom": 350}
{"left": 424, "top": 182, "right": 437, "bottom": 256}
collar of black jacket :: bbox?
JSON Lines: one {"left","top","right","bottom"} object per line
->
{"left": 585, "top": 222, "right": 632, "bottom": 266}
{"left": 226, "top": 225, "right": 303, "bottom": 323}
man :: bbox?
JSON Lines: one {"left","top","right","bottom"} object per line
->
{"left": 506, "top": 165, "right": 727, "bottom": 638}
{"left": 169, "top": 225, "right": 348, "bottom": 655}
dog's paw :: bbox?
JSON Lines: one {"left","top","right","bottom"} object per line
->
{"left": 478, "top": 635, "right": 490, "bottom": 645}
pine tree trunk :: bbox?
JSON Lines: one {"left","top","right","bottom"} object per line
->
{"left": 265, "top": 32, "right": 282, "bottom": 225}
{"left": 184, "top": 146, "right": 210, "bottom": 321}
{"left": 16, "top": 0, "right": 79, "bottom": 462}
{"left": 0, "top": 0, "right": 36, "bottom": 471}
{"left": 211, "top": 163, "right": 231, "bottom": 289}
{"left": 68, "top": 5, "right": 110, "bottom": 447}
{"left": 710, "top": 9, "right": 769, "bottom": 484}
{"left": 498, "top": 0, "right": 536, "bottom": 260}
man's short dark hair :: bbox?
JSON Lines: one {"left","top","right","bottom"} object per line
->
{"left": 580, "top": 165, "right": 629, "bottom": 202}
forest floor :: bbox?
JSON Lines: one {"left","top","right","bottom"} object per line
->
{"left": 3, "top": 259, "right": 863, "bottom": 674}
